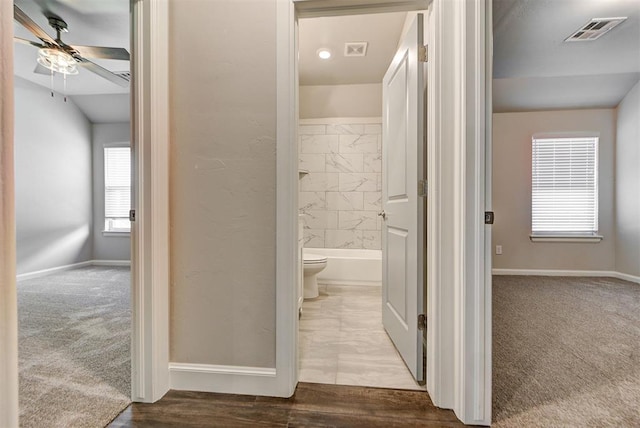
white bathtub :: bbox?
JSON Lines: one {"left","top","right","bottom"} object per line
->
{"left": 304, "top": 248, "right": 381, "bottom": 286}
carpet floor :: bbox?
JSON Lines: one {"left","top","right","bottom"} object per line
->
{"left": 493, "top": 275, "right": 640, "bottom": 427}
{"left": 18, "top": 266, "right": 131, "bottom": 428}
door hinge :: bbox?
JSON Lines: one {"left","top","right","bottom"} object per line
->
{"left": 129, "top": 209, "right": 136, "bottom": 222}
{"left": 419, "top": 45, "right": 428, "bottom": 62}
{"left": 418, "top": 314, "right": 427, "bottom": 331}
{"left": 484, "top": 211, "right": 494, "bottom": 225}
{"left": 418, "top": 179, "right": 427, "bottom": 197}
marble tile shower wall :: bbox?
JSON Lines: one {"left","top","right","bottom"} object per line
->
{"left": 299, "top": 121, "right": 382, "bottom": 250}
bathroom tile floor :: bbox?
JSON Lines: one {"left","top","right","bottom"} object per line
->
{"left": 299, "top": 284, "right": 425, "bottom": 391}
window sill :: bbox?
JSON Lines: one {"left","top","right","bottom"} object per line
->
{"left": 103, "top": 231, "right": 131, "bottom": 237}
{"left": 529, "top": 234, "right": 603, "bottom": 243}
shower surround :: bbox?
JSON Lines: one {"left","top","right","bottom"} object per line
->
{"left": 299, "top": 118, "right": 382, "bottom": 250}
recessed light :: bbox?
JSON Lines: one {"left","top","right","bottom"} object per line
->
{"left": 317, "top": 49, "right": 331, "bottom": 60}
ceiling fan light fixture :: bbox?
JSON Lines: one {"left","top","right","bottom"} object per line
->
{"left": 37, "top": 48, "right": 79, "bottom": 75}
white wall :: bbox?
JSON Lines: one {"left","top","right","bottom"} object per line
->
{"left": 169, "top": 0, "right": 277, "bottom": 368}
{"left": 92, "top": 123, "right": 131, "bottom": 261}
{"left": 14, "top": 78, "right": 93, "bottom": 275}
{"left": 615, "top": 81, "right": 640, "bottom": 278}
{"left": 492, "top": 109, "right": 616, "bottom": 271}
{"left": 300, "top": 84, "right": 382, "bottom": 118}
{"left": 299, "top": 119, "right": 382, "bottom": 250}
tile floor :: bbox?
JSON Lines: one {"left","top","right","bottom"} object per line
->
{"left": 299, "top": 284, "right": 424, "bottom": 391}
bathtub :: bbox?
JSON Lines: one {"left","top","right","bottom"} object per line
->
{"left": 304, "top": 248, "right": 382, "bottom": 286}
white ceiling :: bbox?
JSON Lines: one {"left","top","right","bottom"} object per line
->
{"left": 299, "top": 12, "right": 408, "bottom": 86}
{"left": 493, "top": 0, "right": 640, "bottom": 112}
{"left": 13, "top": 0, "right": 129, "bottom": 121}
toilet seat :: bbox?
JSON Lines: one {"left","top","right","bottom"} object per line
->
{"left": 304, "top": 253, "right": 327, "bottom": 264}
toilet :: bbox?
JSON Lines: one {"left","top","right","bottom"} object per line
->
{"left": 303, "top": 251, "right": 328, "bottom": 299}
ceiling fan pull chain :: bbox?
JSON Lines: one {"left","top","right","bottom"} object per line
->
{"left": 63, "top": 73, "right": 67, "bottom": 103}
{"left": 50, "top": 68, "right": 54, "bottom": 98}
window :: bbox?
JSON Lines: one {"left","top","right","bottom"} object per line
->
{"left": 531, "top": 136, "right": 599, "bottom": 238}
{"left": 104, "top": 146, "right": 131, "bottom": 233}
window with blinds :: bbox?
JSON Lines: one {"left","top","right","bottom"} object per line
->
{"left": 531, "top": 137, "right": 598, "bottom": 235}
{"left": 104, "top": 146, "right": 131, "bottom": 232}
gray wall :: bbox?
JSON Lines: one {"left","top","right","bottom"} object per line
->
{"left": 169, "top": 0, "right": 277, "bottom": 368}
{"left": 492, "top": 109, "right": 616, "bottom": 271}
{"left": 615, "top": 81, "right": 640, "bottom": 278}
{"left": 300, "top": 84, "right": 382, "bottom": 118}
{"left": 92, "top": 123, "right": 131, "bottom": 261}
{"left": 14, "top": 77, "right": 93, "bottom": 274}
{"left": 299, "top": 120, "right": 383, "bottom": 250}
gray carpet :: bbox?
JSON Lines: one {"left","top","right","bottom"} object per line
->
{"left": 493, "top": 275, "right": 640, "bottom": 427}
{"left": 18, "top": 266, "right": 131, "bottom": 428}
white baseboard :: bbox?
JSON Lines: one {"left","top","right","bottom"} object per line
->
{"left": 17, "top": 260, "right": 94, "bottom": 281}
{"left": 92, "top": 259, "right": 131, "bottom": 267}
{"left": 492, "top": 269, "right": 640, "bottom": 284}
{"left": 17, "top": 259, "right": 131, "bottom": 280}
{"left": 319, "top": 279, "right": 381, "bottom": 287}
{"left": 612, "top": 271, "right": 640, "bottom": 284}
{"left": 169, "top": 363, "right": 278, "bottom": 396}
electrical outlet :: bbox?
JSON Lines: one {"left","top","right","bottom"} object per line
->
{"left": 496, "top": 245, "right": 503, "bottom": 255}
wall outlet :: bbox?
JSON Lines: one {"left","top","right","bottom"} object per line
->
{"left": 495, "top": 245, "right": 503, "bottom": 255}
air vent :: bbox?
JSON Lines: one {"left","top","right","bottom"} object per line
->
{"left": 344, "top": 42, "right": 368, "bottom": 57}
{"left": 565, "top": 17, "right": 627, "bottom": 42}
{"left": 115, "top": 71, "right": 131, "bottom": 82}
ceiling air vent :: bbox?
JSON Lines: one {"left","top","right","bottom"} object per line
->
{"left": 344, "top": 42, "right": 368, "bottom": 57}
{"left": 565, "top": 17, "right": 627, "bottom": 42}
{"left": 115, "top": 71, "right": 131, "bottom": 82}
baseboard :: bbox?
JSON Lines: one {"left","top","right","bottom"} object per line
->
{"left": 169, "top": 363, "right": 278, "bottom": 396}
{"left": 92, "top": 260, "right": 131, "bottom": 267}
{"left": 612, "top": 271, "right": 640, "bottom": 284}
{"left": 318, "top": 279, "right": 381, "bottom": 287}
{"left": 17, "top": 259, "right": 131, "bottom": 280}
{"left": 492, "top": 269, "right": 640, "bottom": 284}
{"left": 17, "top": 260, "right": 94, "bottom": 281}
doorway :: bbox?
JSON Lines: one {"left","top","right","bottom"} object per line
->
{"left": 277, "top": 0, "right": 492, "bottom": 424}
{"left": 296, "top": 9, "right": 426, "bottom": 391}
{"left": 0, "top": 0, "right": 171, "bottom": 425}
{"left": 13, "top": 0, "right": 132, "bottom": 425}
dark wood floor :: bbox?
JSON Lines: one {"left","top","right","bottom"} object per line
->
{"left": 108, "top": 382, "right": 465, "bottom": 427}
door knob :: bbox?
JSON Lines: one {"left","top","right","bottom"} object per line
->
{"left": 378, "top": 211, "right": 386, "bottom": 220}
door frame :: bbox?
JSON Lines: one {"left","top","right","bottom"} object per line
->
{"left": 0, "top": 1, "right": 170, "bottom": 424}
{"left": 129, "top": 0, "right": 171, "bottom": 403}
{"left": 277, "top": 0, "right": 491, "bottom": 425}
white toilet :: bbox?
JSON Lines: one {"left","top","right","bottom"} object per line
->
{"left": 303, "top": 251, "right": 328, "bottom": 299}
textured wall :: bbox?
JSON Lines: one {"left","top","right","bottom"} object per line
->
{"left": 615, "top": 82, "right": 640, "bottom": 278}
{"left": 492, "top": 109, "right": 616, "bottom": 271}
{"left": 299, "top": 120, "right": 382, "bottom": 250}
{"left": 14, "top": 78, "right": 93, "bottom": 275}
{"left": 92, "top": 123, "right": 131, "bottom": 261}
{"left": 169, "top": 0, "right": 277, "bottom": 368}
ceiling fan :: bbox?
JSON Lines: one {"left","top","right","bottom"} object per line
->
{"left": 13, "top": 4, "right": 130, "bottom": 88}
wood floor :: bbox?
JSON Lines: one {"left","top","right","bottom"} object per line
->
{"left": 108, "top": 382, "right": 464, "bottom": 427}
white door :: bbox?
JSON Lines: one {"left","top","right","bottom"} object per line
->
{"left": 381, "top": 13, "right": 425, "bottom": 382}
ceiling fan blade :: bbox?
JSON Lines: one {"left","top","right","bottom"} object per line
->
{"left": 70, "top": 45, "right": 130, "bottom": 61}
{"left": 14, "top": 5, "right": 56, "bottom": 45}
{"left": 78, "top": 59, "right": 129, "bottom": 88}
{"left": 15, "top": 36, "right": 45, "bottom": 49}
{"left": 34, "top": 63, "right": 51, "bottom": 75}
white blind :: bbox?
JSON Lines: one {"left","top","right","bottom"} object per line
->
{"left": 531, "top": 137, "right": 598, "bottom": 234}
{"left": 104, "top": 147, "right": 131, "bottom": 219}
